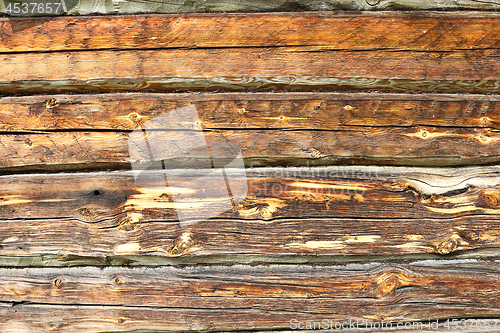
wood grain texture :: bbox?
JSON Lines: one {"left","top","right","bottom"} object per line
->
{"left": 3, "top": 0, "right": 500, "bottom": 15}
{"left": 2, "top": 13, "right": 500, "bottom": 53}
{"left": 2, "top": 13, "right": 500, "bottom": 93}
{"left": 1, "top": 92, "right": 499, "bottom": 131}
{"left": 1, "top": 166, "right": 500, "bottom": 257}
{"left": 1, "top": 92, "right": 500, "bottom": 169}
{"left": 2, "top": 127, "right": 500, "bottom": 169}
{"left": 0, "top": 261, "right": 498, "bottom": 332}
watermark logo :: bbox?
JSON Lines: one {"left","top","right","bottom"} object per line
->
{"left": 128, "top": 105, "right": 248, "bottom": 227}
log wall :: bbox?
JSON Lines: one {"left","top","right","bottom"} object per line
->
{"left": 0, "top": 4, "right": 499, "bottom": 333}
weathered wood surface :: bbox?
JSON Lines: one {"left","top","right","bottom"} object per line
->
{"left": 3, "top": 13, "right": 500, "bottom": 53}
{"left": 2, "top": 0, "right": 500, "bottom": 16}
{"left": 2, "top": 127, "right": 500, "bottom": 169}
{"left": 1, "top": 92, "right": 499, "bottom": 131}
{"left": 1, "top": 9, "right": 500, "bottom": 333}
{"left": 1, "top": 92, "right": 499, "bottom": 169}
{"left": 2, "top": 13, "right": 500, "bottom": 93}
{"left": 0, "top": 261, "right": 498, "bottom": 332}
{"left": 1, "top": 166, "right": 500, "bottom": 257}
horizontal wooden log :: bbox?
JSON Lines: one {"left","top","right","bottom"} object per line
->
{"left": 2, "top": 13, "right": 500, "bottom": 53}
{"left": 1, "top": 166, "right": 500, "bottom": 257}
{"left": 1, "top": 128, "right": 499, "bottom": 169}
{"left": 1, "top": 92, "right": 500, "bottom": 168}
{"left": 1, "top": 92, "right": 499, "bottom": 131}
{"left": 2, "top": 0, "right": 500, "bottom": 16}
{"left": 2, "top": 13, "right": 500, "bottom": 93}
{"left": 0, "top": 261, "right": 498, "bottom": 332}
{"left": 3, "top": 48, "right": 500, "bottom": 94}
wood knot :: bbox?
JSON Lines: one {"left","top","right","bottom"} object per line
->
{"left": 377, "top": 274, "right": 401, "bottom": 295}
{"left": 45, "top": 98, "right": 59, "bottom": 109}
{"left": 53, "top": 278, "right": 63, "bottom": 288}
{"left": 168, "top": 242, "right": 189, "bottom": 256}
{"left": 119, "top": 223, "right": 135, "bottom": 232}
{"left": 117, "top": 318, "right": 126, "bottom": 324}
{"left": 366, "top": 0, "right": 381, "bottom": 5}
{"left": 259, "top": 207, "right": 273, "bottom": 218}
{"left": 238, "top": 108, "right": 246, "bottom": 114}
{"left": 343, "top": 105, "right": 354, "bottom": 111}
{"left": 436, "top": 238, "right": 458, "bottom": 255}
{"left": 129, "top": 113, "right": 140, "bottom": 122}
{"left": 77, "top": 207, "right": 92, "bottom": 217}
{"left": 310, "top": 148, "right": 322, "bottom": 158}
{"left": 167, "top": 232, "right": 193, "bottom": 256}
{"left": 113, "top": 277, "right": 123, "bottom": 285}
{"left": 476, "top": 190, "right": 500, "bottom": 208}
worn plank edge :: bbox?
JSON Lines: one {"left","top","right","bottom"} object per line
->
{"left": 2, "top": 0, "right": 500, "bottom": 15}
{"left": 0, "top": 248, "right": 499, "bottom": 267}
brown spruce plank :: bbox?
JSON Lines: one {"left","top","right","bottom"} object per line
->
{"left": 1, "top": 92, "right": 500, "bottom": 168}
{"left": 0, "top": 127, "right": 499, "bottom": 169}
{"left": 2, "top": 13, "right": 500, "bottom": 93}
{"left": 1, "top": 13, "right": 500, "bottom": 53}
{"left": 2, "top": 47, "right": 500, "bottom": 94}
{"left": 1, "top": 166, "right": 500, "bottom": 257}
{"left": 1, "top": 92, "right": 499, "bottom": 131}
{"left": 0, "top": 261, "right": 498, "bottom": 332}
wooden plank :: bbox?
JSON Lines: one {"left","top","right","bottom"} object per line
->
{"left": 1, "top": 127, "right": 500, "bottom": 169}
{"left": 2, "top": 14, "right": 500, "bottom": 93}
{"left": 2, "top": 0, "right": 500, "bottom": 16}
{"left": 2, "top": 13, "right": 500, "bottom": 53}
{"left": 3, "top": 47, "right": 500, "bottom": 94}
{"left": 1, "top": 92, "right": 499, "bottom": 131}
{"left": 1, "top": 93, "right": 500, "bottom": 169}
{"left": 1, "top": 166, "right": 500, "bottom": 257}
{"left": 0, "top": 261, "right": 498, "bottom": 332}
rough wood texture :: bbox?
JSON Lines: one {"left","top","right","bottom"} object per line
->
{"left": 2, "top": 127, "right": 500, "bottom": 169}
{"left": 1, "top": 92, "right": 499, "bottom": 169}
{"left": 0, "top": 261, "right": 498, "bottom": 332}
{"left": 2, "top": 13, "right": 500, "bottom": 53}
{"left": 2, "top": 9, "right": 500, "bottom": 333}
{"left": 2, "top": 0, "right": 500, "bottom": 15}
{"left": 1, "top": 92, "right": 499, "bottom": 131}
{"left": 2, "top": 13, "right": 500, "bottom": 93}
{"left": 1, "top": 166, "right": 500, "bottom": 257}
